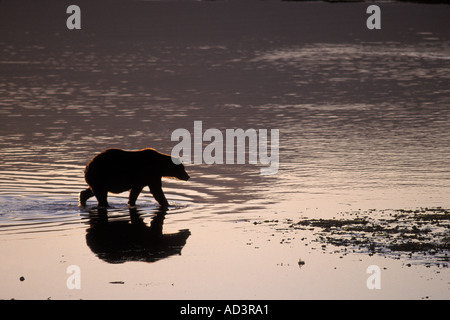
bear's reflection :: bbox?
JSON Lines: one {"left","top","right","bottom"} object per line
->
{"left": 85, "top": 207, "right": 190, "bottom": 264}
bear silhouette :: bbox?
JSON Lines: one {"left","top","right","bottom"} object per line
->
{"left": 79, "top": 148, "right": 189, "bottom": 207}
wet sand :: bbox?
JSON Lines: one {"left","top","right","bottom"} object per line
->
{"left": 1, "top": 205, "right": 448, "bottom": 300}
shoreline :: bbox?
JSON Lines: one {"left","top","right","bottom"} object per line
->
{"left": 1, "top": 202, "right": 448, "bottom": 300}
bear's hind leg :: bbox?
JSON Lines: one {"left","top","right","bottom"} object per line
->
{"left": 93, "top": 189, "right": 109, "bottom": 207}
{"left": 79, "top": 188, "right": 94, "bottom": 206}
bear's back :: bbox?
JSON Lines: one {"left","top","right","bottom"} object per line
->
{"left": 85, "top": 148, "right": 163, "bottom": 173}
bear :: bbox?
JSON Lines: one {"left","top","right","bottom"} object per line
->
{"left": 79, "top": 148, "right": 189, "bottom": 208}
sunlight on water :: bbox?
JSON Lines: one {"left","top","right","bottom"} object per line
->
{"left": 1, "top": 39, "right": 450, "bottom": 235}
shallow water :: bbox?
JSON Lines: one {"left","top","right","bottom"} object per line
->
{"left": 0, "top": 0, "right": 449, "bottom": 299}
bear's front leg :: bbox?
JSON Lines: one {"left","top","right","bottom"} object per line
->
{"left": 149, "top": 179, "right": 169, "bottom": 208}
{"left": 128, "top": 186, "right": 143, "bottom": 206}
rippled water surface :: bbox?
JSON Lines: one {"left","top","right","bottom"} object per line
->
{"left": 0, "top": 1, "right": 449, "bottom": 299}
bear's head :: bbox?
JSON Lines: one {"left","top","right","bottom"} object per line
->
{"left": 142, "top": 148, "right": 190, "bottom": 181}
{"left": 161, "top": 153, "right": 189, "bottom": 181}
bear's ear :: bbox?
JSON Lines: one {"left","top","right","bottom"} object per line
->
{"left": 171, "top": 157, "right": 182, "bottom": 165}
